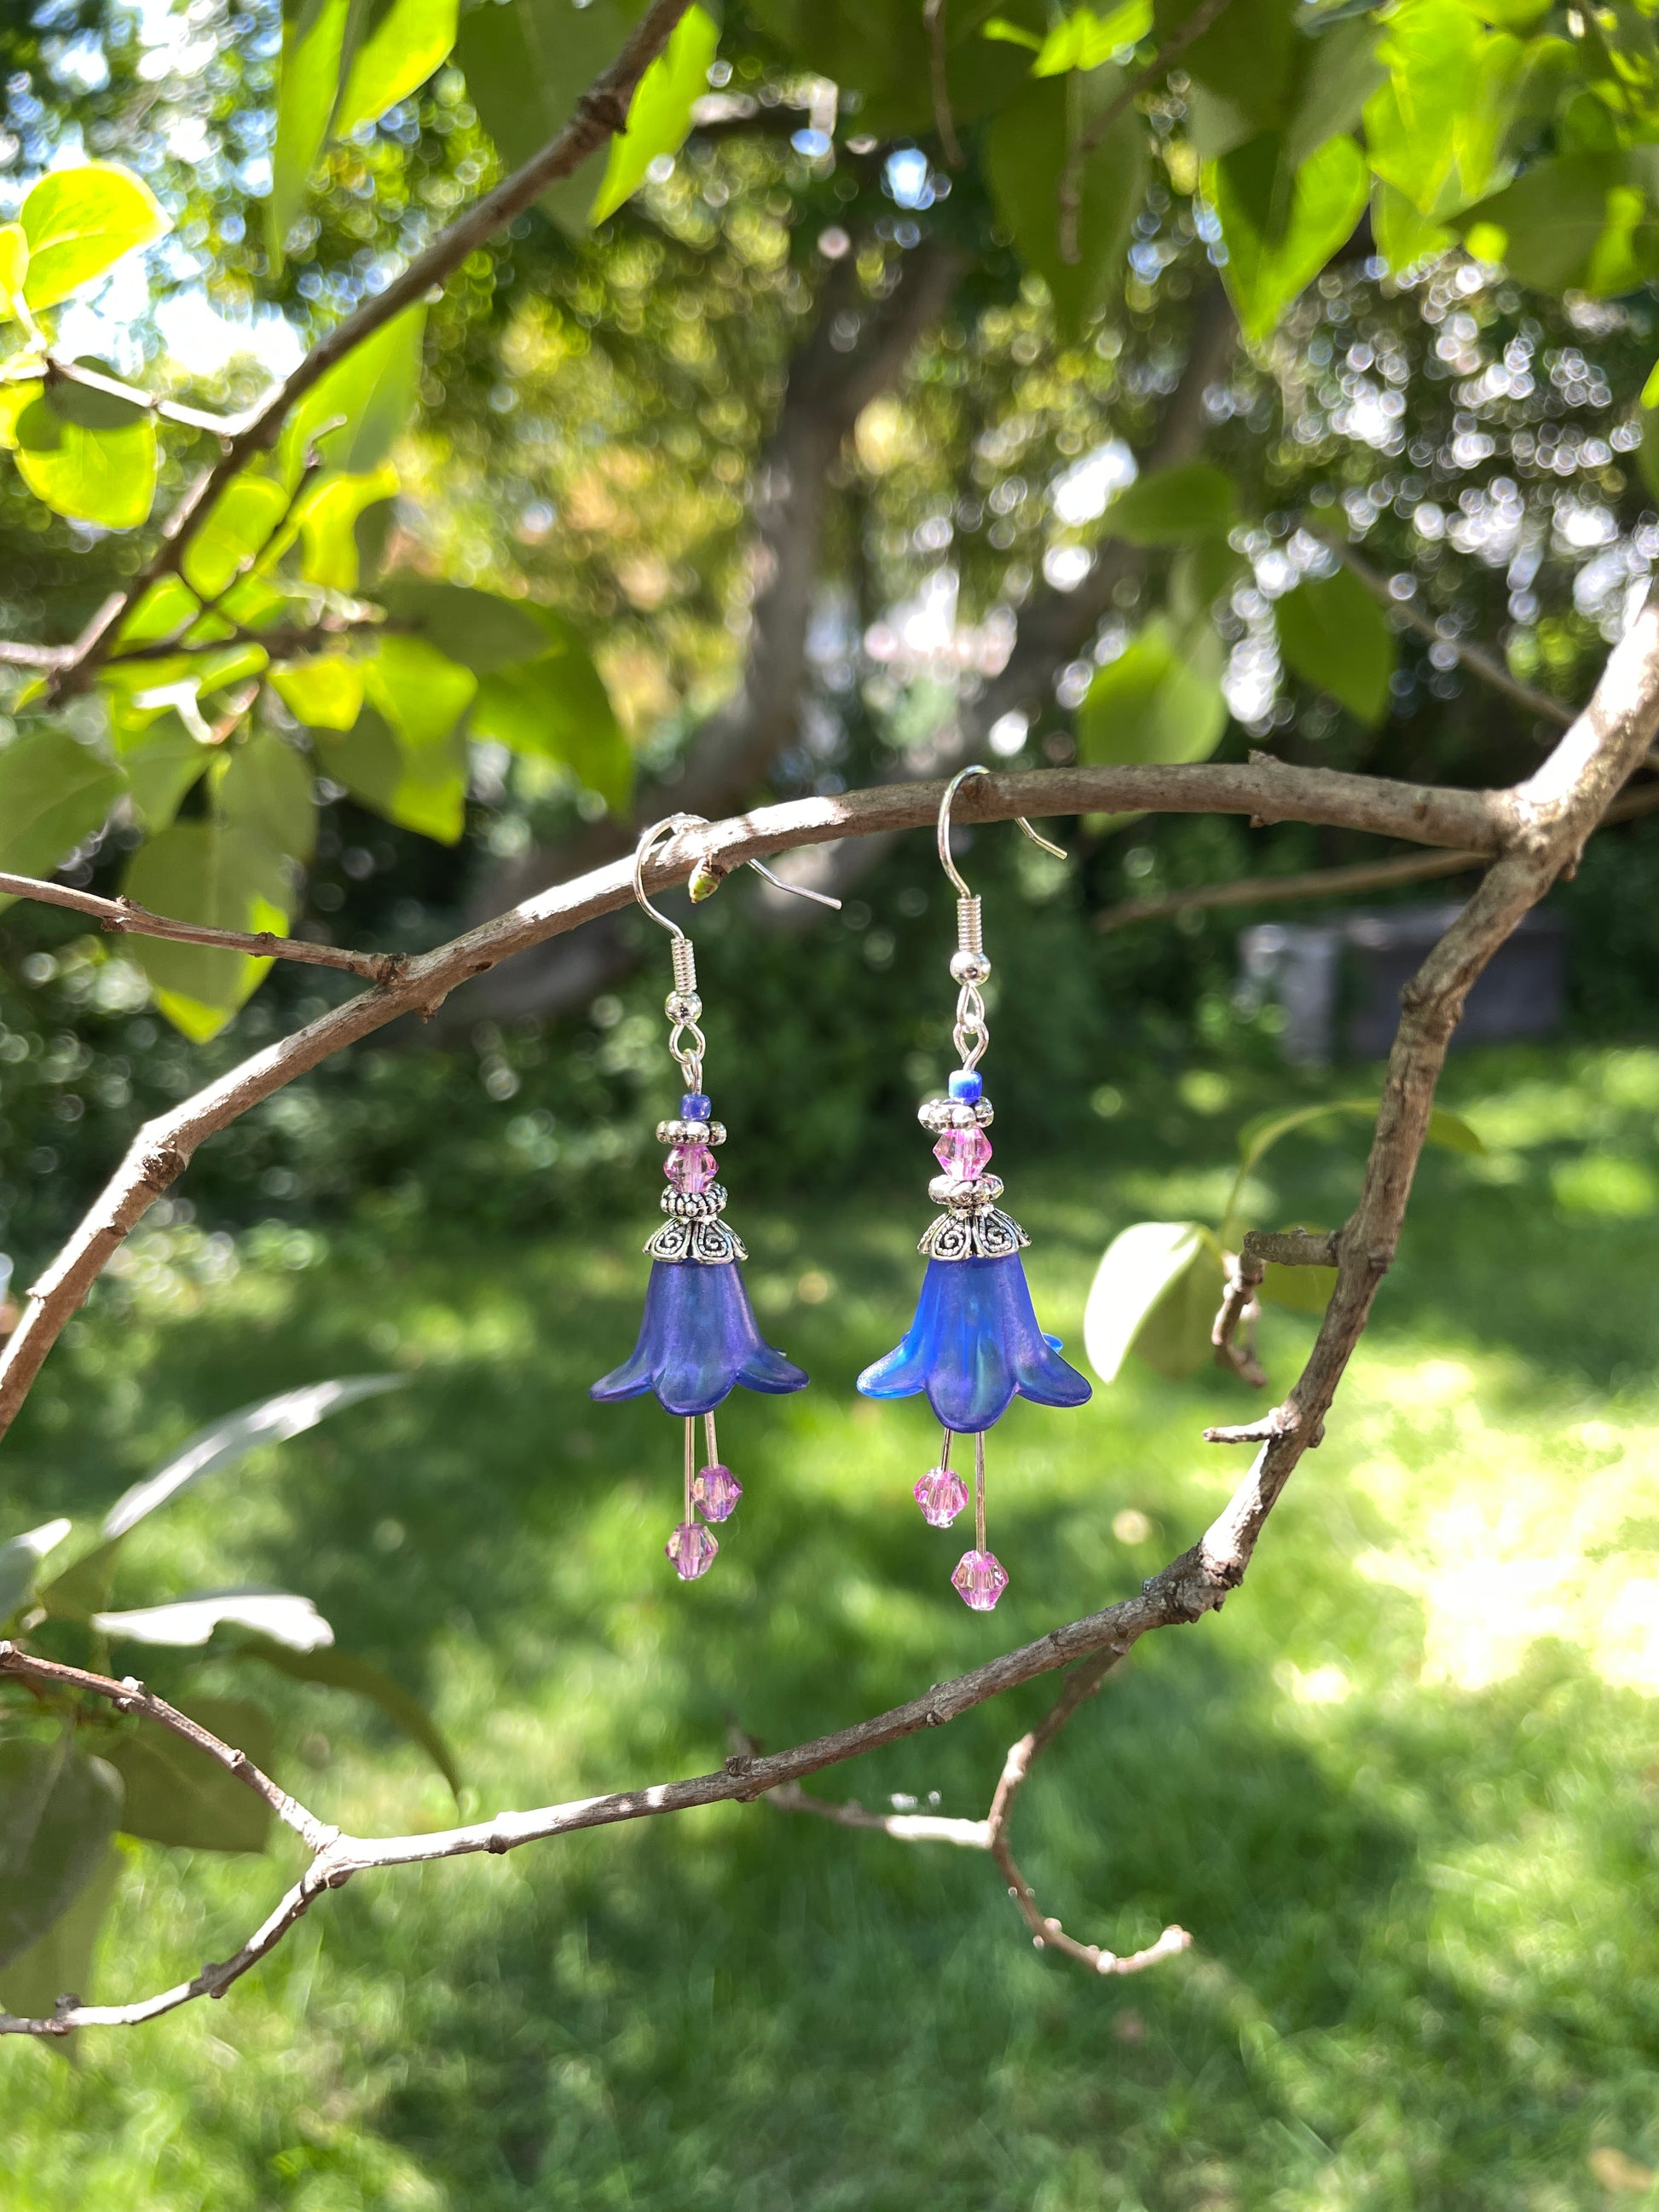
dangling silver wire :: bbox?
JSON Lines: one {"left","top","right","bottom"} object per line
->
{"left": 934, "top": 766, "right": 1066, "bottom": 1071}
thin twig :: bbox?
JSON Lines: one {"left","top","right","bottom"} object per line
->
{"left": 0, "top": 354, "right": 242, "bottom": 437}
{"left": 0, "top": 872, "right": 402, "bottom": 982}
{"left": 40, "top": 0, "right": 694, "bottom": 702}
{"left": 1059, "top": 0, "right": 1235, "bottom": 263}
{"left": 1310, "top": 529, "right": 1575, "bottom": 730}
{"left": 923, "top": 0, "right": 963, "bottom": 167}
{"left": 1211, "top": 1251, "right": 1267, "bottom": 1386}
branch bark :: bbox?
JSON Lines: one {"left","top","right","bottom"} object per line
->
{"left": 0, "top": 872, "right": 401, "bottom": 981}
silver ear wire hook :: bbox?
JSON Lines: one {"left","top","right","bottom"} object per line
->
{"left": 633, "top": 815, "right": 843, "bottom": 1093}
{"left": 935, "top": 764, "right": 1066, "bottom": 897}
{"left": 934, "top": 765, "right": 1067, "bottom": 1072}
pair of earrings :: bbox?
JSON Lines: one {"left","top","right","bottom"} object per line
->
{"left": 589, "top": 767, "right": 1092, "bottom": 1612}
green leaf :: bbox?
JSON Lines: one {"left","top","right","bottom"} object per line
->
{"left": 986, "top": 66, "right": 1149, "bottom": 338}
{"left": 234, "top": 1639, "right": 462, "bottom": 1799}
{"left": 457, "top": 0, "right": 628, "bottom": 234}
{"left": 94, "top": 1590, "right": 334, "bottom": 1649}
{"left": 113, "top": 575, "right": 202, "bottom": 647}
{"left": 376, "top": 580, "right": 548, "bottom": 673}
{"left": 182, "top": 476, "right": 293, "bottom": 599}
{"left": 107, "top": 708, "right": 208, "bottom": 832}
{"left": 470, "top": 619, "right": 632, "bottom": 812}
{"left": 1032, "top": 3, "right": 1152, "bottom": 74}
{"left": 1259, "top": 1241, "right": 1339, "bottom": 1316}
{"left": 0, "top": 1740, "right": 122, "bottom": 1972}
{"left": 0, "top": 378, "right": 42, "bottom": 449}
{"left": 270, "top": 653, "right": 366, "bottom": 731}
{"left": 1276, "top": 566, "right": 1396, "bottom": 725}
{"left": 365, "top": 632, "right": 478, "bottom": 748}
{"left": 1459, "top": 153, "right": 1659, "bottom": 297}
{"left": 123, "top": 822, "right": 292, "bottom": 1042}
{"left": 1100, "top": 460, "right": 1237, "bottom": 546}
{"left": 1155, "top": 0, "right": 1293, "bottom": 130}
{"left": 1372, "top": 178, "right": 1454, "bottom": 275}
{"left": 269, "top": 0, "right": 353, "bottom": 261}
{"left": 293, "top": 464, "right": 398, "bottom": 591}
{"left": 14, "top": 386, "right": 158, "bottom": 528}
{"left": 1084, "top": 1221, "right": 1223, "bottom": 1383}
{"left": 106, "top": 1700, "right": 275, "bottom": 1855}
{"left": 214, "top": 730, "right": 318, "bottom": 868}
{"left": 0, "top": 1839, "right": 122, "bottom": 2028}
{"left": 20, "top": 164, "right": 168, "bottom": 309}
{"left": 1169, "top": 535, "right": 1250, "bottom": 636}
{"left": 1207, "top": 130, "right": 1369, "bottom": 343}
{"left": 319, "top": 704, "right": 467, "bottom": 842}
{"left": 1076, "top": 618, "right": 1228, "bottom": 767}
{"left": 43, "top": 372, "right": 149, "bottom": 430}
{"left": 0, "top": 1519, "right": 72, "bottom": 1626}
{"left": 1284, "top": 17, "right": 1384, "bottom": 170}
{"left": 102, "top": 1377, "right": 406, "bottom": 1540}
{"left": 277, "top": 306, "right": 425, "bottom": 482}
{"left": 0, "top": 725, "right": 124, "bottom": 884}
{"left": 983, "top": 14, "right": 1043, "bottom": 49}
{"left": 0, "top": 224, "right": 27, "bottom": 317}
{"left": 590, "top": 5, "right": 722, "bottom": 224}
{"left": 334, "top": 0, "right": 460, "bottom": 136}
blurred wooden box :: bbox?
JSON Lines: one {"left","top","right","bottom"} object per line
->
{"left": 1240, "top": 903, "right": 1567, "bottom": 1065}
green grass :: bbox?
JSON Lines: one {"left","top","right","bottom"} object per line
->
{"left": 6, "top": 1042, "right": 1659, "bottom": 2210}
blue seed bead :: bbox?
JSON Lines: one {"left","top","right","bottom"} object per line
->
{"left": 948, "top": 1070, "right": 984, "bottom": 1104}
{"left": 682, "top": 1091, "right": 713, "bottom": 1120}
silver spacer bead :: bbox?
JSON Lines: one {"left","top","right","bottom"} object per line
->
{"left": 928, "top": 1170, "right": 1005, "bottom": 1210}
{"left": 664, "top": 989, "right": 702, "bottom": 1024}
{"left": 949, "top": 948, "right": 992, "bottom": 985}
{"left": 917, "top": 1096, "right": 996, "bottom": 1133}
{"left": 657, "top": 1117, "right": 709, "bottom": 1145}
{"left": 660, "top": 1182, "right": 729, "bottom": 1221}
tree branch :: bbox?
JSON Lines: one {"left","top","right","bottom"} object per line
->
{"left": 4, "top": 590, "right": 1658, "bottom": 2030}
{"left": 1093, "top": 776, "right": 1659, "bottom": 932}
{"left": 0, "top": 353, "right": 244, "bottom": 437}
{"left": 1311, "top": 528, "right": 1575, "bottom": 730}
{"left": 0, "top": 751, "right": 1524, "bottom": 1452}
{"left": 0, "top": 872, "right": 401, "bottom": 981}
{"left": 38, "top": 0, "right": 694, "bottom": 701}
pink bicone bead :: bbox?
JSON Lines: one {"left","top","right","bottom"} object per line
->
{"left": 933, "top": 1125, "right": 992, "bottom": 1181}
{"left": 914, "top": 1465, "right": 968, "bottom": 1529}
{"left": 692, "top": 1463, "right": 743, "bottom": 1522}
{"left": 666, "top": 1522, "right": 719, "bottom": 1580}
{"left": 665, "top": 1143, "right": 718, "bottom": 1194}
{"left": 951, "top": 1549, "right": 1009, "bottom": 1611}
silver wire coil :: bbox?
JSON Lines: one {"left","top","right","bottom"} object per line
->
{"left": 670, "top": 935, "right": 697, "bottom": 996}
{"left": 957, "top": 895, "right": 983, "bottom": 956}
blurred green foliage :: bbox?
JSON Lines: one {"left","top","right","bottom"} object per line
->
{"left": 5, "top": 1053, "right": 1659, "bottom": 2200}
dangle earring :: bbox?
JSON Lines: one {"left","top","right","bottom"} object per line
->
{"left": 857, "top": 766, "right": 1091, "bottom": 1611}
{"left": 591, "top": 816, "right": 837, "bottom": 1582}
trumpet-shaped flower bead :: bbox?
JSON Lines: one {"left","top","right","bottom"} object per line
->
{"left": 951, "top": 1548, "right": 1009, "bottom": 1610}
{"left": 692, "top": 1463, "right": 742, "bottom": 1522}
{"left": 667, "top": 1522, "right": 719, "bottom": 1580}
{"left": 857, "top": 1253, "right": 1090, "bottom": 1433}
{"left": 914, "top": 1464, "right": 968, "bottom": 1528}
{"left": 592, "top": 1260, "right": 808, "bottom": 1417}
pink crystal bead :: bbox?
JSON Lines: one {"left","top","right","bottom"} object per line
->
{"left": 665, "top": 1143, "right": 718, "bottom": 1194}
{"left": 666, "top": 1521, "right": 719, "bottom": 1580}
{"left": 913, "top": 1464, "right": 968, "bottom": 1529}
{"left": 692, "top": 1462, "right": 743, "bottom": 1522}
{"left": 933, "top": 1125, "right": 992, "bottom": 1181}
{"left": 951, "top": 1549, "right": 1009, "bottom": 1611}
